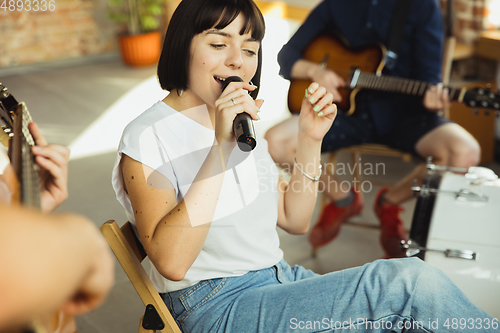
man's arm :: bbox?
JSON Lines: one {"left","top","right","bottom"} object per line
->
{"left": 0, "top": 205, "right": 114, "bottom": 331}
{"left": 277, "top": 1, "right": 332, "bottom": 80}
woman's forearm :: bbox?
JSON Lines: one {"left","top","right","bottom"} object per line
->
{"left": 281, "top": 134, "right": 322, "bottom": 234}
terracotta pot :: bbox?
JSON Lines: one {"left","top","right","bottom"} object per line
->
{"left": 118, "top": 31, "right": 162, "bottom": 67}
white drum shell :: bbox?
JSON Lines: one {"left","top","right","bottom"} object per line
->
{"left": 424, "top": 171, "right": 500, "bottom": 318}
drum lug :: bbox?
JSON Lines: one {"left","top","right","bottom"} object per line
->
{"left": 401, "top": 240, "right": 478, "bottom": 261}
{"left": 455, "top": 189, "right": 488, "bottom": 202}
{"left": 411, "top": 182, "right": 488, "bottom": 202}
{"left": 425, "top": 157, "right": 498, "bottom": 184}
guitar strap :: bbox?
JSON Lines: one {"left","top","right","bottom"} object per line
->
{"left": 385, "top": 0, "right": 413, "bottom": 70}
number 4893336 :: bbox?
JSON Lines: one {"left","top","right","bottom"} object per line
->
{"left": 1, "top": 0, "right": 56, "bottom": 11}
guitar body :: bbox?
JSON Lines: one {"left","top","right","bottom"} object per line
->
{"left": 287, "top": 34, "right": 385, "bottom": 115}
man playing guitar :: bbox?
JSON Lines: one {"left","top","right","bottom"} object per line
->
{"left": 265, "top": 0, "right": 481, "bottom": 258}
{"left": 0, "top": 120, "right": 114, "bottom": 332}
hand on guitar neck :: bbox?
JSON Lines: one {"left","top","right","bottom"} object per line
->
{"left": 28, "top": 122, "right": 70, "bottom": 213}
{"left": 423, "top": 83, "right": 451, "bottom": 112}
{"left": 0, "top": 122, "right": 69, "bottom": 213}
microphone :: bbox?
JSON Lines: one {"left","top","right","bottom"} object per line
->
{"left": 221, "top": 76, "right": 257, "bottom": 152}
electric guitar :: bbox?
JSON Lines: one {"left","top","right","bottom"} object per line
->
{"left": 287, "top": 34, "right": 500, "bottom": 115}
{"left": 0, "top": 83, "right": 76, "bottom": 333}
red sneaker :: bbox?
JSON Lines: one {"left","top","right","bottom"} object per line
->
{"left": 308, "top": 188, "right": 363, "bottom": 247}
{"left": 374, "top": 187, "right": 407, "bottom": 258}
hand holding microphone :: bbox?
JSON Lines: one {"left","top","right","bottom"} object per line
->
{"left": 220, "top": 76, "right": 258, "bottom": 152}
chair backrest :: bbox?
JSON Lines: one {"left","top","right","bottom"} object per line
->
{"left": 100, "top": 220, "right": 182, "bottom": 333}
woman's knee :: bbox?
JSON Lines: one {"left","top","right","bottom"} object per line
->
{"left": 372, "top": 258, "right": 443, "bottom": 290}
{"left": 389, "top": 258, "right": 454, "bottom": 295}
{"left": 264, "top": 128, "right": 280, "bottom": 159}
{"left": 264, "top": 130, "right": 296, "bottom": 165}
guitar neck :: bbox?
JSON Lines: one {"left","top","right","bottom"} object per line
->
{"left": 352, "top": 71, "right": 466, "bottom": 102}
{"left": 287, "top": 34, "right": 500, "bottom": 115}
{"left": 10, "top": 102, "right": 41, "bottom": 209}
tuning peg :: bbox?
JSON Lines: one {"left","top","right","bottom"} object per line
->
{"left": 0, "top": 85, "right": 8, "bottom": 99}
{"left": 477, "top": 88, "right": 485, "bottom": 95}
{"left": 481, "top": 101, "right": 489, "bottom": 107}
{"left": 486, "top": 83, "right": 492, "bottom": 91}
{"left": 473, "top": 108, "right": 479, "bottom": 115}
{"left": 494, "top": 103, "right": 500, "bottom": 110}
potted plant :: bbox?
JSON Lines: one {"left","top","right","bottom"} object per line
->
{"left": 107, "top": 0, "right": 166, "bottom": 66}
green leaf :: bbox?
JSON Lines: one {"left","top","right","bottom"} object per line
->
{"left": 141, "top": 16, "right": 159, "bottom": 31}
{"left": 147, "top": 4, "right": 162, "bottom": 15}
{"left": 108, "top": 13, "right": 129, "bottom": 22}
{"left": 107, "top": 0, "right": 124, "bottom": 7}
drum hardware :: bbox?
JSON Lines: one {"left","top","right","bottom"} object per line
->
{"left": 401, "top": 240, "right": 478, "bottom": 261}
{"left": 411, "top": 180, "right": 488, "bottom": 202}
{"left": 425, "top": 157, "right": 498, "bottom": 183}
{"left": 426, "top": 163, "right": 469, "bottom": 173}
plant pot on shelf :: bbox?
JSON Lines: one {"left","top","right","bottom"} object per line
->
{"left": 118, "top": 31, "right": 161, "bottom": 67}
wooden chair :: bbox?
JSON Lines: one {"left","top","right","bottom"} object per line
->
{"left": 100, "top": 220, "right": 182, "bottom": 333}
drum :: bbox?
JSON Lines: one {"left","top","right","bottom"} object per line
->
{"left": 407, "top": 164, "right": 500, "bottom": 319}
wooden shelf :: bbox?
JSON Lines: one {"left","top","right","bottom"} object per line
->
{"left": 453, "top": 42, "right": 475, "bottom": 60}
{"left": 476, "top": 30, "right": 500, "bottom": 61}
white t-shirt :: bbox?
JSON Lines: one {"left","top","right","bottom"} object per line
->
{"left": 112, "top": 101, "right": 283, "bottom": 293}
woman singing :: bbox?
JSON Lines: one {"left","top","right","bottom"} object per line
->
{"left": 112, "top": 0, "right": 497, "bottom": 331}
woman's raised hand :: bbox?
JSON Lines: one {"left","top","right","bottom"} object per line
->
{"left": 298, "top": 82, "right": 337, "bottom": 142}
{"left": 214, "top": 81, "right": 263, "bottom": 144}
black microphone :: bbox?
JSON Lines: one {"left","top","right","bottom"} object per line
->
{"left": 221, "top": 76, "right": 257, "bottom": 152}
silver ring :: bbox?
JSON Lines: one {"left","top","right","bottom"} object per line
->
{"left": 231, "top": 98, "right": 236, "bottom": 105}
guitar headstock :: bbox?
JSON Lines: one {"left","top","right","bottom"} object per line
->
{"left": 462, "top": 85, "right": 500, "bottom": 111}
{"left": 0, "top": 83, "right": 18, "bottom": 146}
{"left": 0, "top": 83, "right": 40, "bottom": 209}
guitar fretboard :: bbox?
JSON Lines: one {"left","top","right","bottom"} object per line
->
{"left": 355, "top": 72, "right": 464, "bottom": 102}
{"left": 16, "top": 103, "right": 41, "bottom": 209}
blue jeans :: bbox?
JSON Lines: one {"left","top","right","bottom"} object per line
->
{"left": 161, "top": 258, "right": 498, "bottom": 332}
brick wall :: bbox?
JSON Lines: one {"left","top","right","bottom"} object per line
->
{"left": 0, "top": 0, "right": 116, "bottom": 68}
{"left": 440, "top": 0, "right": 489, "bottom": 44}
{"left": 1, "top": 0, "right": 497, "bottom": 69}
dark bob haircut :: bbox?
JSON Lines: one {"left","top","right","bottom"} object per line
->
{"left": 157, "top": 0, "right": 265, "bottom": 100}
